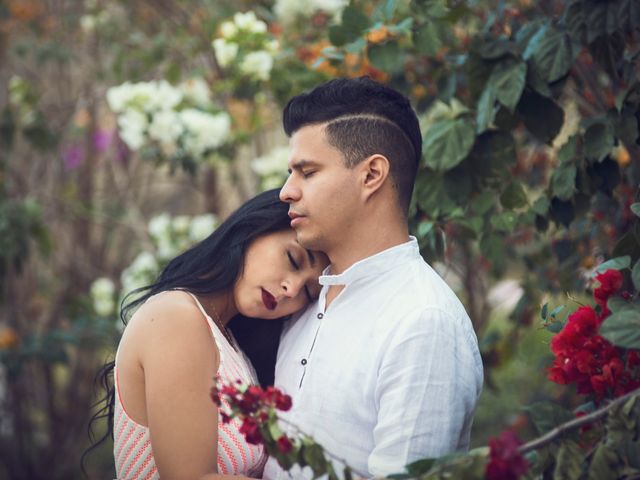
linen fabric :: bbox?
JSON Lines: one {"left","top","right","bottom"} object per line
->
{"left": 263, "top": 237, "right": 483, "bottom": 479}
{"left": 113, "top": 292, "right": 267, "bottom": 479}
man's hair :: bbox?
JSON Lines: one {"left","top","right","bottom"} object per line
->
{"left": 282, "top": 77, "right": 422, "bottom": 213}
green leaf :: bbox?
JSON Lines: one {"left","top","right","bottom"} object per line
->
{"left": 633, "top": 260, "right": 640, "bottom": 291}
{"left": 415, "top": 171, "right": 457, "bottom": 217}
{"left": 630, "top": 203, "right": 640, "bottom": 217}
{"left": 554, "top": 440, "right": 585, "bottom": 480}
{"left": 423, "top": 118, "right": 475, "bottom": 171}
{"left": 467, "top": 130, "right": 517, "bottom": 189}
{"left": 524, "top": 402, "right": 574, "bottom": 436}
{"left": 588, "top": 443, "right": 620, "bottom": 480}
{"left": 480, "top": 233, "right": 505, "bottom": 263}
{"left": 517, "top": 90, "right": 564, "bottom": 144}
{"left": 488, "top": 60, "right": 527, "bottom": 112}
{"left": 500, "top": 182, "right": 528, "bottom": 209}
{"left": 600, "top": 309, "right": 640, "bottom": 349}
{"left": 341, "top": 6, "right": 370, "bottom": 36}
{"left": 413, "top": 21, "right": 442, "bottom": 56}
{"left": 584, "top": 121, "right": 615, "bottom": 163}
{"left": 491, "top": 212, "right": 518, "bottom": 233}
{"left": 478, "top": 36, "right": 512, "bottom": 60}
{"left": 594, "top": 255, "right": 631, "bottom": 273}
{"left": 367, "top": 41, "right": 404, "bottom": 73}
{"left": 608, "top": 296, "right": 633, "bottom": 314}
{"left": 558, "top": 135, "right": 579, "bottom": 165}
{"left": 405, "top": 458, "right": 437, "bottom": 475}
{"left": 589, "top": 32, "right": 625, "bottom": 79}
{"left": 551, "top": 163, "right": 577, "bottom": 200}
{"left": 531, "top": 28, "right": 577, "bottom": 83}
{"left": 476, "top": 86, "right": 496, "bottom": 134}
{"left": 301, "top": 443, "right": 327, "bottom": 474}
{"left": 472, "top": 191, "right": 495, "bottom": 215}
{"left": 531, "top": 196, "right": 550, "bottom": 216}
{"left": 328, "top": 26, "right": 350, "bottom": 46}
{"left": 541, "top": 302, "right": 549, "bottom": 320}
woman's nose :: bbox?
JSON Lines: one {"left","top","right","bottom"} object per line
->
{"left": 282, "top": 275, "right": 304, "bottom": 298}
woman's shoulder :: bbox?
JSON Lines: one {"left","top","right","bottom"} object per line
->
{"left": 125, "top": 290, "right": 215, "bottom": 354}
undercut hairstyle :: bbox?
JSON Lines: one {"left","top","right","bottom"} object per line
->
{"left": 282, "top": 77, "right": 422, "bottom": 214}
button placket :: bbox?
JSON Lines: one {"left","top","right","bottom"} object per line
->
{"left": 298, "top": 309, "right": 324, "bottom": 389}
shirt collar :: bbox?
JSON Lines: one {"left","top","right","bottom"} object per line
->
{"left": 319, "top": 236, "right": 419, "bottom": 286}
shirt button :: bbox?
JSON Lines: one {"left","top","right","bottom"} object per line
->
{"left": 301, "top": 358, "right": 307, "bottom": 365}
{"left": 317, "top": 313, "right": 324, "bottom": 319}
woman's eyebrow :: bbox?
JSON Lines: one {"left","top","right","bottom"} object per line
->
{"left": 306, "top": 249, "right": 316, "bottom": 267}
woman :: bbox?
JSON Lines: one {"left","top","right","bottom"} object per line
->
{"left": 91, "top": 189, "right": 328, "bottom": 479}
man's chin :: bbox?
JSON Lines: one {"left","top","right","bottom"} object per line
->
{"left": 294, "top": 229, "right": 321, "bottom": 250}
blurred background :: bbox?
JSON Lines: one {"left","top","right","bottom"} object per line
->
{"left": 0, "top": 0, "right": 638, "bottom": 478}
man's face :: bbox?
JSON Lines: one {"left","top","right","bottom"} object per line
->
{"left": 280, "top": 123, "right": 361, "bottom": 253}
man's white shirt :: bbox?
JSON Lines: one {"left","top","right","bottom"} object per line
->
{"left": 263, "top": 237, "right": 483, "bottom": 479}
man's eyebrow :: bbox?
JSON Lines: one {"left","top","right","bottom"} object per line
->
{"left": 288, "top": 159, "right": 318, "bottom": 172}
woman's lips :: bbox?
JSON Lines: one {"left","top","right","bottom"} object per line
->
{"left": 262, "top": 288, "right": 277, "bottom": 310}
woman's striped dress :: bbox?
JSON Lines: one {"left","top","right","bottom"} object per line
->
{"left": 113, "top": 293, "right": 267, "bottom": 479}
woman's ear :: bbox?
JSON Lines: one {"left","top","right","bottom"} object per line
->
{"left": 361, "top": 154, "right": 390, "bottom": 199}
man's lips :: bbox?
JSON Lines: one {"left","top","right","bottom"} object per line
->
{"left": 288, "top": 211, "right": 305, "bottom": 227}
{"left": 262, "top": 288, "right": 277, "bottom": 310}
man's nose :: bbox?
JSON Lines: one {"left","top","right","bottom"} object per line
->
{"left": 280, "top": 175, "right": 300, "bottom": 203}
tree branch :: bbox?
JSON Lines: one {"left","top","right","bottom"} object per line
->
{"left": 519, "top": 387, "right": 640, "bottom": 454}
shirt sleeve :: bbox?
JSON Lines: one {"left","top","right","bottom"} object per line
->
{"left": 367, "top": 307, "right": 483, "bottom": 477}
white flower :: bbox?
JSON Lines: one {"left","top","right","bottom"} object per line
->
{"left": 179, "top": 78, "right": 211, "bottom": 107}
{"left": 212, "top": 38, "right": 239, "bottom": 68}
{"left": 172, "top": 215, "right": 191, "bottom": 235}
{"left": 179, "top": 109, "right": 231, "bottom": 156}
{"left": 90, "top": 277, "right": 116, "bottom": 316}
{"left": 148, "top": 213, "right": 172, "bottom": 242}
{"left": 251, "top": 145, "right": 290, "bottom": 176}
{"left": 274, "top": 0, "right": 347, "bottom": 24}
{"left": 240, "top": 50, "right": 274, "bottom": 81}
{"left": 107, "top": 81, "right": 182, "bottom": 114}
{"left": 106, "top": 82, "right": 132, "bottom": 113}
{"left": 148, "top": 109, "right": 183, "bottom": 148}
{"left": 147, "top": 80, "right": 183, "bottom": 112}
{"left": 129, "top": 251, "right": 158, "bottom": 274}
{"left": 234, "top": 11, "right": 267, "bottom": 34}
{"left": 117, "top": 109, "right": 147, "bottom": 150}
{"left": 265, "top": 39, "right": 280, "bottom": 55}
{"left": 313, "top": 0, "right": 349, "bottom": 15}
{"left": 189, "top": 214, "right": 217, "bottom": 242}
{"left": 220, "top": 20, "right": 237, "bottom": 39}
{"left": 80, "top": 15, "right": 96, "bottom": 32}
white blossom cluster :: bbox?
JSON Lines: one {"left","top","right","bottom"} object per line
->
{"left": 212, "top": 11, "right": 279, "bottom": 82}
{"left": 90, "top": 277, "right": 116, "bottom": 317}
{"left": 106, "top": 79, "right": 231, "bottom": 157}
{"left": 89, "top": 213, "right": 218, "bottom": 318}
{"left": 273, "top": 0, "right": 348, "bottom": 25}
{"left": 251, "top": 145, "right": 290, "bottom": 190}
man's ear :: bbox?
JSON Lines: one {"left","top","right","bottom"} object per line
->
{"left": 361, "top": 154, "right": 390, "bottom": 199}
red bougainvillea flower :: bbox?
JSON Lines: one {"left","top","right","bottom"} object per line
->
{"left": 239, "top": 417, "right": 263, "bottom": 445}
{"left": 276, "top": 435, "right": 294, "bottom": 454}
{"left": 593, "top": 269, "right": 623, "bottom": 309}
{"left": 486, "top": 430, "right": 529, "bottom": 480}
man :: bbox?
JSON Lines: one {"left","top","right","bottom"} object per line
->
{"left": 264, "top": 77, "right": 483, "bottom": 479}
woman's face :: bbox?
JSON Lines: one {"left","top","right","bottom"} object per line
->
{"left": 233, "top": 229, "right": 329, "bottom": 319}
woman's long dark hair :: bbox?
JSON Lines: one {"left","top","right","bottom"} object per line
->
{"left": 83, "top": 188, "right": 291, "bottom": 470}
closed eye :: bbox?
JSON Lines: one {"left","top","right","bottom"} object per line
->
{"left": 287, "top": 251, "right": 313, "bottom": 302}
{"left": 287, "top": 251, "right": 299, "bottom": 270}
